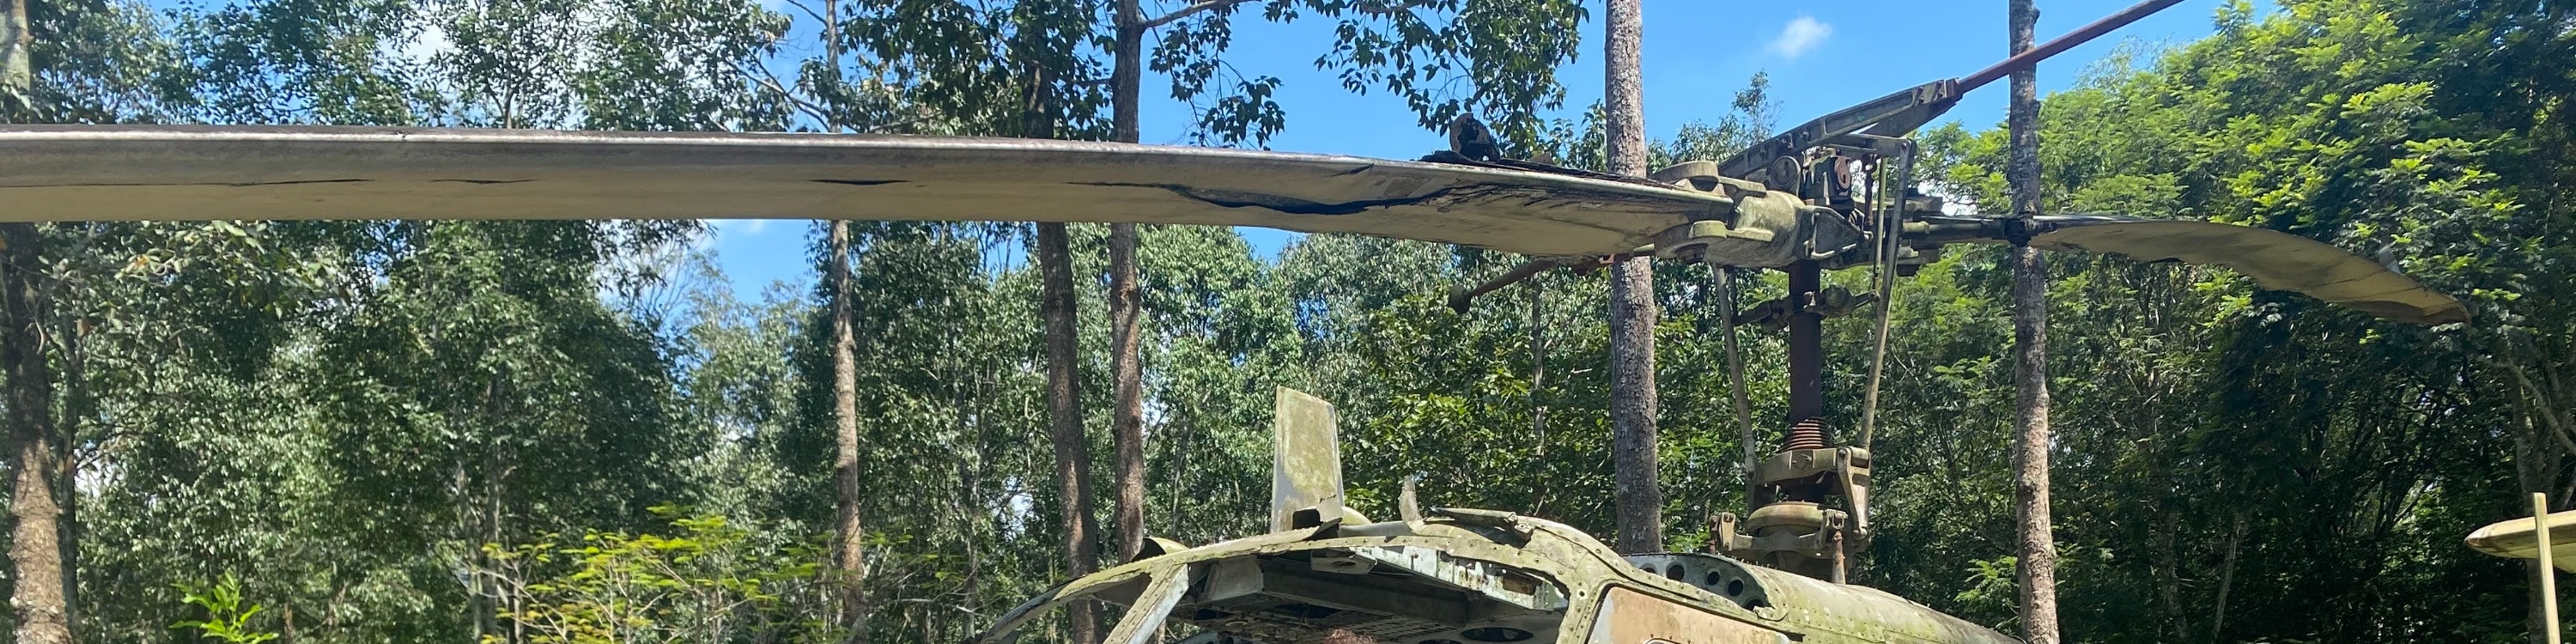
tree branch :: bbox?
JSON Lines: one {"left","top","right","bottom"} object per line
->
{"left": 735, "top": 61, "right": 835, "bottom": 127}
{"left": 1138, "top": 0, "right": 1261, "bottom": 31}
{"left": 2504, "top": 358, "right": 2576, "bottom": 455}
{"left": 781, "top": 0, "right": 829, "bottom": 27}
{"left": 857, "top": 110, "right": 937, "bottom": 135}
{"left": 1446, "top": 256, "right": 1595, "bottom": 313}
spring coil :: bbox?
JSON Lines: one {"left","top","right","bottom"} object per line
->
{"left": 1783, "top": 418, "right": 1830, "bottom": 452}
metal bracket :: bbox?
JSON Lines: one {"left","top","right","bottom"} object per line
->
{"left": 1806, "top": 207, "right": 1867, "bottom": 260}
{"left": 1713, "top": 501, "right": 1856, "bottom": 580}
{"left": 1736, "top": 288, "right": 1875, "bottom": 328}
{"left": 1647, "top": 161, "right": 1809, "bottom": 269}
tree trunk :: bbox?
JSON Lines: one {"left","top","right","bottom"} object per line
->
{"left": 458, "top": 461, "right": 489, "bottom": 644}
{"left": 56, "top": 316, "right": 85, "bottom": 635}
{"left": 1038, "top": 222, "right": 1099, "bottom": 644}
{"left": 3, "top": 222, "right": 71, "bottom": 644}
{"left": 2006, "top": 2, "right": 2060, "bottom": 643}
{"left": 820, "top": 0, "right": 872, "bottom": 636}
{"left": 2154, "top": 504, "right": 2185, "bottom": 641}
{"left": 1, "top": 0, "right": 27, "bottom": 114}
{"left": 2511, "top": 406, "right": 2567, "bottom": 644}
{"left": 2507, "top": 362, "right": 2572, "bottom": 644}
{"left": 2152, "top": 454, "right": 2188, "bottom": 641}
{"left": 1107, "top": 223, "right": 1145, "bottom": 563}
{"left": 480, "top": 452, "right": 505, "bottom": 643}
{"left": 1110, "top": 3, "right": 1141, "bottom": 145}
{"left": 1602, "top": 0, "right": 1661, "bottom": 556}
{"left": 1107, "top": 0, "right": 1149, "bottom": 565}
{"left": 1016, "top": 29, "right": 1097, "bottom": 641}
{"left": 829, "top": 219, "right": 870, "bottom": 642}
{"left": 1527, "top": 281, "right": 1550, "bottom": 515}
{"left": 2209, "top": 511, "right": 2247, "bottom": 644}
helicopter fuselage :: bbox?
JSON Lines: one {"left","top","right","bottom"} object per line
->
{"left": 972, "top": 509, "right": 2014, "bottom": 644}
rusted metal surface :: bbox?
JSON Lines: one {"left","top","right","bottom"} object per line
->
{"left": 1781, "top": 419, "right": 1828, "bottom": 453}
{"left": 1785, "top": 260, "right": 1824, "bottom": 430}
{"left": 1584, "top": 587, "right": 1775, "bottom": 644}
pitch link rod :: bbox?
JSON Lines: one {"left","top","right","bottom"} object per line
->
{"left": 1450, "top": 0, "right": 2190, "bottom": 308}
{"left": 1711, "top": 0, "right": 2187, "bottom": 182}
{"left": 1957, "top": 0, "right": 2189, "bottom": 92}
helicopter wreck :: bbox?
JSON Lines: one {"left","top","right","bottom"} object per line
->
{"left": 970, "top": 389, "right": 2014, "bottom": 644}
{"left": 0, "top": 1, "right": 2475, "bottom": 641}
{"left": 971, "top": 2, "right": 2464, "bottom": 642}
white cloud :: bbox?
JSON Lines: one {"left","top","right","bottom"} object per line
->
{"left": 402, "top": 23, "right": 453, "bottom": 64}
{"left": 1767, "top": 16, "right": 1833, "bottom": 59}
{"left": 711, "top": 219, "right": 772, "bottom": 236}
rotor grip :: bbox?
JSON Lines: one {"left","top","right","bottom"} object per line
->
{"left": 1647, "top": 161, "right": 1815, "bottom": 268}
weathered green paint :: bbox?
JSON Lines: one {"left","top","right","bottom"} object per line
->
{"left": 973, "top": 510, "right": 2017, "bottom": 644}
{"left": 1272, "top": 388, "right": 1345, "bottom": 532}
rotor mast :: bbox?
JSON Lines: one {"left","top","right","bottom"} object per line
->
{"left": 1701, "top": 0, "right": 2184, "bottom": 583}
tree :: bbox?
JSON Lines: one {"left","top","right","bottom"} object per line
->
{"left": 0, "top": 0, "right": 196, "bottom": 637}
{"left": 1101, "top": 0, "right": 1593, "bottom": 567}
{"left": 1003, "top": 3, "right": 1104, "bottom": 643}
{"left": 2004, "top": 1, "right": 2060, "bottom": 643}
{"left": 820, "top": 1, "right": 870, "bottom": 637}
{"left": 1, "top": 3, "right": 68, "bottom": 641}
{"left": 1602, "top": 0, "right": 1658, "bottom": 555}
{"left": 828, "top": 218, "right": 867, "bottom": 637}
{"left": 3, "top": 222, "right": 70, "bottom": 644}
{"left": 1036, "top": 220, "right": 1098, "bottom": 644}
{"left": 3, "top": 0, "right": 27, "bottom": 111}
{"left": 1105, "top": 0, "right": 1149, "bottom": 566}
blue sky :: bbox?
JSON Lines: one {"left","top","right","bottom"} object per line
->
{"left": 706, "top": 0, "right": 2230, "bottom": 295}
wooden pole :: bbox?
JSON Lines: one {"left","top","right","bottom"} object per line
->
{"left": 2538, "top": 493, "right": 2561, "bottom": 644}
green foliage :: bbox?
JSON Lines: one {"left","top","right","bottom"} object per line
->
{"left": 173, "top": 574, "right": 280, "bottom": 644}
{"left": 482, "top": 507, "right": 842, "bottom": 644}
{"left": 1862, "top": 3, "right": 2573, "bottom": 642}
{"left": 4, "top": 1, "right": 2570, "bottom": 643}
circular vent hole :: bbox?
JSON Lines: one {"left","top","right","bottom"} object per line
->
{"left": 1461, "top": 628, "right": 1533, "bottom": 642}
{"left": 1725, "top": 579, "right": 1747, "bottom": 597}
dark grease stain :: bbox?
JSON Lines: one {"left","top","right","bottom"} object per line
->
{"left": 5, "top": 179, "right": 371, "bottom": 189}
{"left": 1072, "top": 181, "right": 1453, "bottom": 216}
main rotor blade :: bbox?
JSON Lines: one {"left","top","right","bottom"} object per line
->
{"left": 2020, "top": 215, "right": 2469, "bottom": 325}
{"left": 2466, "top": 509, "right": 2576, "bottom": 572}
{"left": 0, "top": 125, "right": 1731, "bottom": 257}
